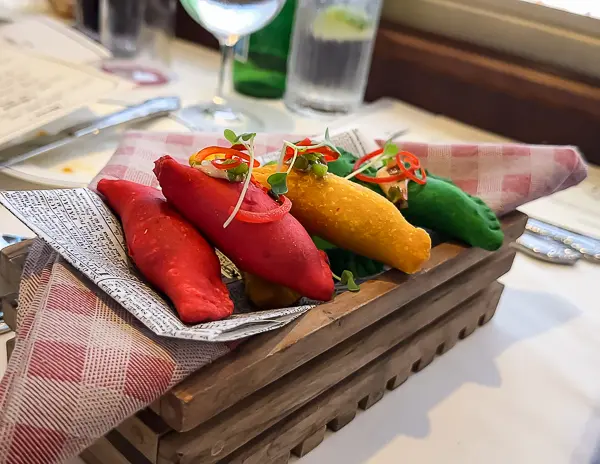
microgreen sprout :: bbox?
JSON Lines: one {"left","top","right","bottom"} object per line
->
{"left": 267, "top": 128, "right": 339, "bottom": 194}
{"left": 345, "top": 141, "right": 398, "bottom": 181}
{"left": 332, "top": 269, "right": 360, "bottom": 292}
{"left": 223, "top": 129, "right": 257, "bottom": 229}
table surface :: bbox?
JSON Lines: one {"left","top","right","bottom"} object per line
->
{"left": 2, "top": 25, "right": 600, "bottom": 464}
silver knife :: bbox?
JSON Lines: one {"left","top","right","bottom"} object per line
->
{"left": 0, "top": 96, "right": 181, "bottom": 169}
{"left": 526, "top": 218, "right": 600, "bottom": 263}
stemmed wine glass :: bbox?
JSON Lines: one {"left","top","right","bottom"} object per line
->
{"left": 179, "top": 0, "right": 287, "bottom": 130}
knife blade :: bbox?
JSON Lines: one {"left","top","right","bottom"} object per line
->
{"left": 526, "top": 218, "right": 600, "bottom": 263}
{"left": 0, "top": 96, "right": 181, "bottom": 169}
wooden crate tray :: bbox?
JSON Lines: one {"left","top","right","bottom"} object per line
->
{"left": 0, "top": 212, "right": 527, "bottom": 464}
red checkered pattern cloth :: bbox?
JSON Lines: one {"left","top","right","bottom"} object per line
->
{"left": 0, "top": 131, "right": 587, "bottom": 464}
{"left": 389, "top": 141, "right": 588, "bottom": 216}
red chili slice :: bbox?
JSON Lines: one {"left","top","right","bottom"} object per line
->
{"left": 230, "top": 144, "right": 247, "bottom": 151}
{"left": 353, "top": 149, "right": 406, "bottom": 184}
{"left": 353, "top": 148, "right": 426, "bottom": 185}
{"left": 284, "top": 144, "right": 340, "bottom": 163}
{"left": 211, "top": 158, "right": 241, "bottom": 170}
{"left": 229, "top": 195, "right": 292, "bottom": 224}
{"left": 396, "top": 151, "right": 421, "bottom": 170}
{"left": 396, "top": 152, "right": 426, "bottom": 184}
{"left": 190, "top": 146, "right": 260, "bottom": 168}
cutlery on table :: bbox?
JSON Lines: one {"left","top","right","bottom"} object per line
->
{"left": 526, "top": 218, "right": 600, "bottom": 263}
{"left": 511, "top": 231, "right": 582, "bottom": 265}
{"left": 0, "top": 96, "right": 181, "bottom": 169}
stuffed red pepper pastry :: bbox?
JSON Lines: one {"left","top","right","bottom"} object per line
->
{"left": 97, "top": 179, "right": 234, "bottom": 324}
{"left": 153, "top": 143, "right": 334, "bottom": 302}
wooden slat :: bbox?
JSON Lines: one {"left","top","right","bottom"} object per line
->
{"left": 80, "top": 437, "right": 131, "bottom": 464}
{"left": 160, "top": 211, "right": 527, "bottom": 432}
{"left": 0, "top": 240, "right": 31, "bottom": 290}
{"left": 158, "top": 247, "right": 518, "bottom": 464}
{"left": 290, "top": 425, "right": 326, "bottom": 458}
{"left": 6, "top": 337, "right": 15, "bottom": 363}
{"left": 223, "top": 282, "right": 504, "bottom": 464}
{"left": 2, "top": 295, "right": 17, "bottom": 332}
{"left": 116, "top": 409, "right": 171, "bottom": 463}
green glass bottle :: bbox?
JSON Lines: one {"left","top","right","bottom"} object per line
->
{"left": 233, "top": 0, "right": 296, "bottom": 99}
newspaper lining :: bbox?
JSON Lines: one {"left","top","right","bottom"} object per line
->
{"left": 0, "top": 130, "right": 373, "bottom": 342}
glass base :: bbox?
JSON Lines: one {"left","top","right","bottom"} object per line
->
{"left": 176, "top": 103, "right": 264, "bottom": 132}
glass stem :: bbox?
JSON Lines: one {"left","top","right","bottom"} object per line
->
{"left": 213, "top": 40, "right": 236, "bottom": 107}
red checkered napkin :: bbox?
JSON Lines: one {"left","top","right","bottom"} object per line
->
{"left": 388, "top": 141, "right": 588, "bottom": 215}
{"left": 0, "top": 131, "right": 295, "bottom": 464}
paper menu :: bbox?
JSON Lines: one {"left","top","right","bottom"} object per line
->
{"left": 0, "top": 43, "right": 130, "bottom": 148}
{"left": 0, "top": 16, "right": 110, "bottom": 64}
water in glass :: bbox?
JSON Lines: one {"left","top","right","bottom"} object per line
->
{"left": 285, "top": 2, "right": 383, "bottom": 116}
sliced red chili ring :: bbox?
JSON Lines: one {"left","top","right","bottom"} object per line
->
{"left": 353, "top": 148, "right": 383, "bottom": 171}
{"left": 405, "top": 166, "right": 427, "bottom": 185}
{"left": 395, "top": 152, "right": 426, "bottom": 184}
{"left": 224, "top": 152, "right": 260, "bottom": 167}
{"left": 190, "top": 146, "right": 260, "bottom": 169}
{"left": 353, "top": 148, "right": 427, "bottom": 184}
{"left": 284, "top": 144, "right": 340, "bottom": 163}
{"left": 296, "top": 137, "right": 312, "bottom": 146}
{"left": 229, "top": 195, "right": 292, "bottom": 223}
{"left": 230, "top": 143, "right": 247, "bottom": 151}
{"left": 211, "top": 158, "right": 241, "bottom": 170}
{"left": 354, "top": 148, "right": 405, "bottom": 183}
{"left": 355, "top": 171, "right": 407, "bottom": 184}
{"left": 396, "top": 151, "right": 421, "bottom": 170}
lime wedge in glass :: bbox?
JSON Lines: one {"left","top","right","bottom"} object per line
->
{"left": 312, "top": 5, "right": 374, "bottom": 41}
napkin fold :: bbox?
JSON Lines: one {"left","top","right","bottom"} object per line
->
{"left": 0, "top": 129, "right": 588, "bottom": 464}
{"left": 388, "top": 141, "right": 588, "bottom": 216}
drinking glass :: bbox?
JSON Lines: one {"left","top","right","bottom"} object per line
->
{"left": 284, "top": 0, "right": 383, "bottom": 117}
{"left": 100, "top": 0, "right": 176, "bottom": 86}
{"left": 179, "top": 0, "right": 286, "bottom": 130}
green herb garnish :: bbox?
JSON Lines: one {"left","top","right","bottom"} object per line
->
{"left": 293, "top": 156, "right": 310, "bottom": 171}
{"left": 222, "top": 129, "right": 257, "bottom": 228}
{"left": 312, "top": 163, "right": 328, "bottom": 178}
{"left": 341, "top": 270, "right": 360, "bottom": 292}
{"left": 332, "top": 269, "right": 360, "bottom": 292}
{"left": 224, "top": 129, "right": 237, "bottom": 144}
{"left": 267, "top": 172, "right": 289, "bottom": 195}
{"left": 226, "top": 162, "right": 249, "bottom": 182}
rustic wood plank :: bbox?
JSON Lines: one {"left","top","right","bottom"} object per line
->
{"left": 80, "top": 437, "right": 131, "bottom": 464}
{"left": 158, "top": 246, "right": 518, "bottom": 464}
{"left": 221, "top": 282, "right": 504, "bottom": 464}
{"left": 6, "top": 336, "right": 15, "bottom": 363}
{"left": 116, "top": 409, "right": 171, "bottom": 463}
{"left": 160, "top": 212, "right": 527, "bottom": 432}
{"left": 2, "top": 295, "right": 17, "bottom": 332}
{"left": 105, "top": 430, "right": 153, "bottom": 464}
{"left": 290, "top": 425, "right": 326, "bottom": 458}
{"left": 0, "top": 240, "right": 31, "bottom": 290}
{"left": 358, "top": 387, "right": 385, "bottom": 410}
{"left": 327, "top": 407, "right": 357, "bottom": 432}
